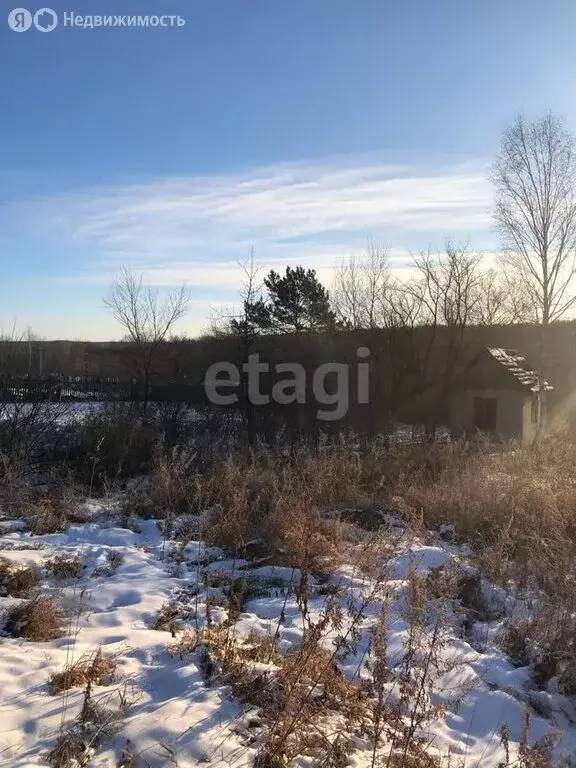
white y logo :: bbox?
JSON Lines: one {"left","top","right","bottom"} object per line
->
{"left": 8, "top": 7, "right": 58, "bottom": 32}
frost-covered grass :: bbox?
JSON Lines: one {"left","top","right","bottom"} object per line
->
{"left": 0, "top": 497, "right": 575, "bottom": 767}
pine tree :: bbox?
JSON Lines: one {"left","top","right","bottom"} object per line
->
{"left": 248, "top": 266, "right": 338, "bottom": 334}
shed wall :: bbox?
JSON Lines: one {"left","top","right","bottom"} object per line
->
{"left": 450, "top": 388, "right": 527, "bottom": 441}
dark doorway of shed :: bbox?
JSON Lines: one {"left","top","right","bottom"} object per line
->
{"left": 473, "top": 396, "right": 497, "bottom": 431}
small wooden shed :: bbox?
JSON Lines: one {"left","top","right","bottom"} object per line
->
{"left": 450, "top": 347, "right": 552, "bottom": 442}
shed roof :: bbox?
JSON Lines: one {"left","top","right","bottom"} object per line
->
{"left": 486, "top": 347, "right": 552, "bottom": 392}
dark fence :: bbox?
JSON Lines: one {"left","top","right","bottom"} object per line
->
{"left": 0, "top": 377, "right": 208, "bottom": 404}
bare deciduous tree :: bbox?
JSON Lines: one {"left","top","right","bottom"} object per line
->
{"left": 230, "top": 251, "right": 265, "bottom": 445}
{"left": 468, "top": 268, "right": 508, "bottom": 326}
{"left": 470, "top": 268, "right": 535, "bottom": 326}
{"left": 208, "top": 250, "right": 265, "bottom": 346}
{"left": 492, "top": 112, "right": 576, "bottom": 325}
{"left": 104, "top": 267, "right": 190, "bottom": 413}
{"left": 205, "top": 251, "right": 265, "bottom": 443}
{"left": 229, "top": 249, "right": 264, "bottom": 342}
{"left": 332, "top": 241, "right": 392, "bottom": 328}
{"left": 406, "top": 241, "right": 483, "bottom": 437}
{"left": 492, "top": 112, "right": 576, "bottom": 433}
{"left": 407, "top": 240, "right": 484, "bottom": 328}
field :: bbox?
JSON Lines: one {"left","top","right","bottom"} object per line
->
{"left": 0, "top": 406, "right": 576, "bottom": 767}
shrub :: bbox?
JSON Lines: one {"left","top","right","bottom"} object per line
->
{"left": 65, "top": 404, "right": 160, "bottom": 491}
{"left": 173, "top": 516, "right": 200, "bottom": 543}
{"left": 497, "top": 620, "right": 532, "bottom": 667}
{"left": 48, "top": 648, "right": 116, "bottom": 693}
{"left": 47, "top": 731, "right": 92, "bottom": 768}
{"left": 153, "top": 601, "right": 195, "bottom": 633}
{"left": 4, "top": 595, "right": 63, "bottom": 641}
{"left": 0, "top": 557, "right": 39, "bottom": 597}
{"left": 28, "top": 484, "right": 82, "bottom": 536}
{"left": 557, "top": 661, "right": 576, "bottom": 696}
{"left": 45, "top": 553, "right": 83, "bottom": 579}
{"left": 122, "top": 444, "right": 196, "bottom": 523}
{"left": 167, "top": 629, "right": 198, "bottom": 659}
{"left": 279, "top": 496, "right": 342, "bottom": 576}
{"left": 121, "top": 488, "right": 157, "bottom": 520}
{"left": 0, "top": 400, "right": 72, "bottom": 483}
{"left": 151, "top": 444, "right": 196, "bottom": 517}
{"left": 91, "top": 550, "right": 124, "bottom": 578}
{"left": 199, "top": 449, "right": 348, "bottom": 561}
{"left": 47, "top": 679, "right": 130, "bottom": 767}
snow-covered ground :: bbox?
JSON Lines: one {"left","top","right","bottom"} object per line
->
{"left": 0, "top": 503, "right": 574, "bottom": 767}
{"left": 0, "top": 402, "right": 106, "bottom": 434}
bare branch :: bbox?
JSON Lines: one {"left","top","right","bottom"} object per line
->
{"left": 492, "top": 112, "right": 576, "bottom": 325}
{"left": 103, "top": 267, "right": 190, "bottom": 411}
{"left": 332, "top": 241, "right": 392, "bottom": 328}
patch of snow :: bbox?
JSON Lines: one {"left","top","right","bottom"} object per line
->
{"left": 0, "top": 507, "right": 574, "bottom": 766}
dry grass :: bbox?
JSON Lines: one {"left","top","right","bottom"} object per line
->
{"left": 46, "top": 730, "right": 91, "bottom": 768}
{"left": 91, "top": 550, "right": 124, "bottom": 578}
{"left": 4, "top": 424, "right": 576, "bottom": 765}
{"left": 153, "top": 601, "right": 181, "bottom": 633}
{"left": 28, "top": 491, "right": 82, "bottom": 536}
{"left": 180, "top": 504, "right": 487, "bottom": 768}
{"left": 48, "top": 648, "right": 116, "bottom": 693}
{"left": 0, "top": 556, "right": 39, "bottom": 597}
{"left": 203, "top": 625, "right": 280, "bottom": 667}
{"left": 500, "top": 710, "right": 566, "bottom": 768}
{"left": 401, "top": 436, "right": 576, "bottom": 573}
{"left": 4, "top": 595, "right": 63, "bottom": 641}
{"left": 278, "top": 495, "right": 342, "bottom": 575}
{"left": 152, "top": 444, "right": 196, "bottom": 516}
{"left": 153, "top": 600, "right": 195, "bottom": 633}
{"left": 194, "top": 556, "right": 451, "bottom": 766}
{"left": 395, "top": 431, "right": 576, "bottom": 684}
{"left": 0, "top": 457, "right": 36, "bottom": 518}
{"left": 47, "top": 680, "right": 133, "bottom": 767}
{"left": 167, "top": 628, "right": 198, "bottom": 658}
{"left": 123, "top": 444, "right": 197, "bottom": 522}
{"left": 45, "top": 553, "right": 83, "bottom": 579}
{"left": 196, "top": 447, "right": 353, "bottom": 569}
{"left": 173, "top": 515, "right": 201, "bottom": 543}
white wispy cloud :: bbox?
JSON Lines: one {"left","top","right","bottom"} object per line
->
{"left": 0, "top": 156, "right": 497, "bottom": 339}
{"left": 34, "top": 154, "right": 492, "bottom": 287}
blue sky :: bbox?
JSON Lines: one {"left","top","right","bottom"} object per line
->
{"left": 1, "top": 0, "right": 576, "bottom": 339}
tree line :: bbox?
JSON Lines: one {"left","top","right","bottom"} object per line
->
{"left": 75, "top": 112, "right": 576, "bottom": 434}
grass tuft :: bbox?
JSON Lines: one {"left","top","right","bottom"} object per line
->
{"left": 4, "top": 595, "right": 63, "bottom": 641}
{"left": 48, "top": 648, "right": 116, "bottom": 694}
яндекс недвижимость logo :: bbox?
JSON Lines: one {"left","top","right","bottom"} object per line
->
{"left": 8, "top": 7, "right": 58, "bottom": 32}
{"left": 7, "top": 9, "right": 185, "bottom": 30}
